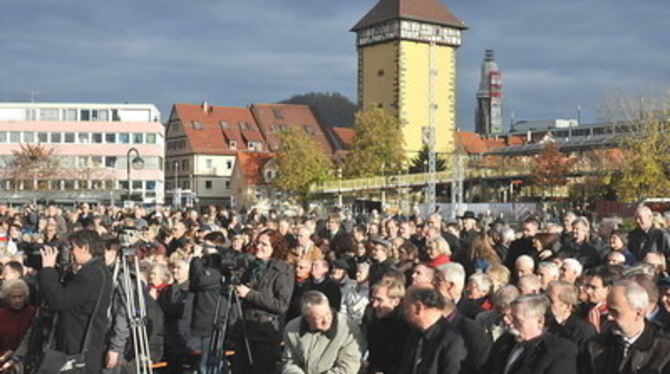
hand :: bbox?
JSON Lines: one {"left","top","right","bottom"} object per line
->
{"left": 235, "top": 285, "right": 251, "bottom": 298}
{"left": 192, "top": 245, "right": 203, "bottom": 258}
{"left": 40, "top": 246, "right": 58, "bottom": 268}
{"left": 106, "top": 350, "right": 120, "bottom": 369}
{"left": 148, "top": 288, "right": 158, "bottom": 300}
{"left": 539, "top": 250, "right": 553, "bottom": 260}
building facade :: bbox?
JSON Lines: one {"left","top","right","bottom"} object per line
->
{"left": 475, "top": 49, "right": 503, "bottom": 136}
{"left": 351, "top": 0, "right": 467, "bottom": 156}
{"left": 0, "top": 103, "right": 164, "bottom": 205}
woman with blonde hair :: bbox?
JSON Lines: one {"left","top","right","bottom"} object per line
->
{"left": 426, "top": 236, "right": 451, "bottom": 267}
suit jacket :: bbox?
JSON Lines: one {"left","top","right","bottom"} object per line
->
{"left": 487, "top": 332, "right": 578, "bottom": 374}
{"left": 546, "top": 313, "right": 596, "bottom": 349}
{"left": 448, "top": 310, "right": 492, "bottom": 374}
{"left": 629, "top": 227, "right": 670, "bottom": 260}
{"left": 582, "top": 322, "right": 670, "bottom": 374}
{"left": 366, "top": 307, "right": 410, "bottom": 374}
{"left": 399, "top": 317, "right": 467, "bottom": 374}
{"left": 457, "top": 297, "right": 484, "bottom": 320}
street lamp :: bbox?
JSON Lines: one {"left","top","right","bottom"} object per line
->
{"left": 126, "top": 147, "right": 144, "bottom": 202}
{"left": 337, "top": 167, "right": 343, "bottom": 208}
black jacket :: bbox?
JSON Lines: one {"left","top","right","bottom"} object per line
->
{"left": 486, "top": 332, "right": 578, "bottom": 374}
{"left": 581, "top": 322, "right": 670, "bottom": 374}
{"left": 398, "top": 317, "right": 467, "bottom": 374}
{"left": 557, "top": 240, "right": 600, "bottom": 269}
{"left": 188, "top": 255, "right": 224, "bottom": 337}
{"left": 239, "top": 258, "right": 294, "bottom": 343}
{"left": 546, "top": 313, "right": 596, "bottom": 349}
{"left": 629, "top": 227, "right": 670, "bottom": 260}
{"left": 448, "top": 311, "right": 492, "bottom": 374}
{"left": 369, "top": 258, "right": 395, "bottom": 286}
{"left": 157, "top": 280, "right": 198, "bottom": 356}
{"left": 38, "top": 258, "right": 113, "bottom": 374}
{"left": 457, "top": 297, "right": 484, "bottom": 320}
{"left": 306, "top": 278, "right": 341, "bottom": 311}
{"left": 366, "top": 307, "right": 410, "bottom": 374}
{"left": 505, "top": 237, "right": 537, "bottom": 270}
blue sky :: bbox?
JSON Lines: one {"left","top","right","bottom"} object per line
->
{"left": 1, "top": 0, "right": 668, "bottom": 130}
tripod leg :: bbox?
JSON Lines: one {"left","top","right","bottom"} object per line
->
{"left": 233, "top": 292, "right": 254, "bottom": 367}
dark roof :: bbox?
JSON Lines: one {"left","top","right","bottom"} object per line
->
{"left": 351, "top": 0, "right": 466, "bottom": 31}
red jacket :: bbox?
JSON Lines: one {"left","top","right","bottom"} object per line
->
{"left": 0, "top": 305, "right": 36, "bottom": 353}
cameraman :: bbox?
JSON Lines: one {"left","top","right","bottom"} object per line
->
{"left": 233, "top": 229, "right": 294, "bottom": 374}
{"left": 38, "top": 229, "right": 113, "bottom": 374}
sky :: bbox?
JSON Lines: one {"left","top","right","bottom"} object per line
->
{"left": 1, "top": 0, "right": 668, "bottom": 130}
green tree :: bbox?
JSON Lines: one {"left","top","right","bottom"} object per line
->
{"left": 272, "top": 128, "right": 333, "bottom": 201}
{"left": 408, "top": 144, "right": 447, "bottom": 174}
{"left": 599, "top": 88, "right": 670, "bottom": 202}
{"left": 343, "top": 107, "right": 405, "bottom": 177}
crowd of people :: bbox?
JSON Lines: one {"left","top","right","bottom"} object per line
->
{"left": 1, "top": 202, "right": 670, "bottom": 374}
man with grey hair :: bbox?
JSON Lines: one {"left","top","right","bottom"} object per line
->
{"left": 582, "top": 280, "right": 670, "bottom": 374}
{"left": 476, "top": 285, "right": 520, "bottom": 342}
{"left": 439, "top": 263, "right": 482, "bottom": 319}
{"left": 559, "top": 217, "right": 600, "bottom": 269}
{"left": 517, "top": 274, "right": 542, "bottom": 295}
{"left": 536, "top": 262, "right": 560, "bottom": 291}
{"left": 514, "top": 255, "right": 535, "bottom": 280}
{"left": 559, "top": 258, "right": 583, "bottom": 284}
{"left": 629, "top": 204, "right": 670, "bottom": 260}
{"left": 545, "top": 280, "right": 596, "bottom": 348}
{"left": 561, "top": 212, "right": 577, "bottom": 247}
{"left": 486, "top": 294, "right": 578, "bottom": 374}
{"left": 281, "top": 291, "right": 365, "bottom": 374}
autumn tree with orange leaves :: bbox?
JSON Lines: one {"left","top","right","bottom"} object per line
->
{"left": 531, "top": 141, "right": 578, "bottom": 198}
{"left": 6, "top": 144, "right": 61, "bottom": 191}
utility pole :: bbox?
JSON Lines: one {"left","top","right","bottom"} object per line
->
{"left": 424, "top": 41, "right": 437, "bottom": 215}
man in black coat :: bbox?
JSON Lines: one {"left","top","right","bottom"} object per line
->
{"left": 399, "top": 285, "right": 467, "bottom": 374}
{"left": 505, "top": 218, "right": 540, "bottom": 270}
{"left": 629, "top": 205, "right": 670, "bottom": 260}
{"left": 39, "top": 230, "right": 113, "bottom": 374}
{"left": 306, "top": 259, "right": 341, "bottom": 310}
{"left": 486, "top": 294, "right": 578, "bottom": 374}
{"left": 545, "top": 280, "right": 596, "bottom": 349}
{"left": 366, "top": 279, "right": 410, "bottom": 374}
{"left": 581, "top": 280, "right": 670, "bottom": 374}
{"left": 557, "top": 217, "right": 600, "bottom": 270}
{"left": 443, "top": 296, "right": 492, "bottom": 374}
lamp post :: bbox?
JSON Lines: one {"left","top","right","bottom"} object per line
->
{"left": 126, "top": 147, "right": 144, "bottom": 202}
{"left": 337, "top": 167, "right": 343, "bottom": 208}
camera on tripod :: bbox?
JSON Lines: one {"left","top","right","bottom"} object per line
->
{"left": 202, "top": 245, "right": 252, "bottom": 287}
{"left": 21, "top": 241, "right": 72, "bottom": 270}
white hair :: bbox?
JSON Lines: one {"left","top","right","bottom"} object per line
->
{"left": 537, "top": 262, "right": 560, "bottom": 278}
{"left": 439, "top": 262, "right": 465, "bottom": 292}
{"left": 501, "top": 227, "right": 515, "bottom": 242}
{"left": 512, "top": 294, "right": 548, "bottom": 319}
{"left": 616, "top": 280, "right": 649, "bottom": 312}
{"left": 300, "top": 290, "right": 330, "bottom": 313}
{"left": 469, "top": 272, "right": 493, "bottom": 295}
{"left": 608, "top": 251, "right": 626, "bottom": 263}
{"left": 572, "top": 216, "right": 590, "bottom": 231}
{"left": 562, "top": 258, "right": 583, "bottom": 277}
{"left": 518, "top": 274, "right": 542, "bottom": 294}
{"left": 492, "top": 285, "right": 520, "bottom": 309}
{"left": 0, "top": 279, "right": 29, "bottom": 302}
{"left": 516, "top": 255, "right": 535, "bottom": 269}
{"left": 636, "top": 205, "right": 653, "bottom": 217}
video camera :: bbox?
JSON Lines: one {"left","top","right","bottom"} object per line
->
{"left": 21, "top": 241, "right": 71, "bottom": 270}
{"left": 202, "top": 245, "right": 252, "bottom": 286}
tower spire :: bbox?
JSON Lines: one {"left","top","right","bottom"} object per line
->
{"left": 475, "top": 49, "right": 503, "bottom": 136}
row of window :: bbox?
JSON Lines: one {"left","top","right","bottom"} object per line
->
{"left": 0, "top": 155, "right": 163, "bottom": 170}
{"left": 165, "top": 180, "right": 230, "bottom": 191}
{"left": 166, "top": 158, "right": 235, "bottom": 172}
{"left": 0, "top": 179, "right": 158, "bottom": 191}
{"left": 0, "top": 131, "right": 163, "bottom": 145}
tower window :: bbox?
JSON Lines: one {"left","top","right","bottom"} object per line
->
{"left": 377, "top": 69, "right": 385, "bottom": 77}
{"left": 378, "top": 103, "right": 384, "bottom": 109}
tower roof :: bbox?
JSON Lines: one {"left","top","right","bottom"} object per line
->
{"left": 351, "top": 0, "right": 466, "bottom": 31}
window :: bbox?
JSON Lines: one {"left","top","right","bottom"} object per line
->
{"left": 303, "top": 125, "right": 315, "bottom": 135}
{"left": 192, "top": 121, "right": 203, "bottom": 130}
{"left": 248, "top": 141, "right": 262, "bottom": 151}
{"left": 132, "top": 181, "right": 142, "bottom": 190}
{"left": 118, "top": 181, "right": 128, "bottom": 190}
{"left": 146, "top": 133, "right": 156, "bottom": 144}
{"left": 9, "top": 132, "right": 20, "bottom": 143}
{"left": 96, "top": 109, "right": 109, "bottom": 121}
{"left": 205, "top": 180, "right": 212, "bottom": 190}
{"left": 92, "top": 133, "right": 103, "bottom": 143}
{"left": 77, "top": 156, "right": 89, "bottom": 167}
{"left": 105, "top": 133, "right": 116, "bottom": 144}
{"left": 91, "top": 156, "right": 102, "bottom": 168}
{"left": 23, "top": 132, "right": 35, "bottom": 144}
{"left": 50, "top": 132, "right": 62, "bottom": 143}
{"left": 38, "top": 132, "right": 48, "bottom": 143}
{"left": 133, "top": 133, "right": 144, "bottom": 144}
{"left": 229, "top": 140, "right": 237, "bottom": 149}
{"left": 105, "top": 156, "right": 117, "bottom": 168}
{"left": 118, "top": 133, "right": 130, "bottom": 144}
{"left": 182, "top": 181, "right": 189, "bottom": 189}
{"left": 377, "top": 69, "right": 385, "bottom": 77}
{"left": 219, "top": 121, "right": 229, "bottom": 129}
{"left": 112, "top": 109, "right": 121, "bottom": 121}
{"left": 238, "top": 122, "right": 251, "bottom": 131}
{"left": 0, "top": 132, "right": 6, "bottom": 143}
{"left": 269, "top": 124, "right": 277, "bottom": 132}
{"left": 80, "top": 109, "right": 91, "bottom": 121}
{"left": 272, "top": 108, "right": 284, "bottom": 119}
{"left": 78, "top": 133, "right": 90, "bottom": 143}
{"left": 181, "top": 159, "right": 189, "bottom": 170}
{"left": 63, "top": 109, "right": 77, "bottom": 121}
{"left": 64, "top": 132, "right": 75, "bottom": 143}
{"left": 39, "top": 108, "right": 59, "bottom": 121}
{"left": 225, "top": 181, "right": 230, "bottom": 189}
{"left": 206, "top": 159, "right": 213, "bottom": 168}
{"left": 278, "top": 124, "right": 288, "bottom": 132}
{"left": 146, "top": 181, "right": 156, "bottom": 191}
{"left": 226, "top": 160, "right": 233, "bottom": 169}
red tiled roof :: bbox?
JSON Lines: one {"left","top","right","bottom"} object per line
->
{"left": 172, "top": 104, "right": 265, "bottom": 154}
{"left": 250, "top": 104, "right": 335, "bottom": 155}
{"left": 352, "top": 0, "right": 467, "bottom": 31}
{"left": 236, "top": 151, "right": 274, "bottom": 186}
{"left": 456, "top": 131, "right": 519, "bottom": 154}
{"left": 330, "top": 127, "right": 356, "bottom": 149}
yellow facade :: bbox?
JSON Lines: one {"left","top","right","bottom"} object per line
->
{"left": 358, "top": 39, "right": 458, "bottom": 157}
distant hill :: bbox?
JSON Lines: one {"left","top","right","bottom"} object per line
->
{"left": 279, "top": 92, "right": 358, "bottom": 128}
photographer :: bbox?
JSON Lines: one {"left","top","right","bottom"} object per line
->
{"left": 233, "top": 229, "right": 294, "bottom": 374}
{"left": 38, "top": 229, "right": 113, "bottom": 374}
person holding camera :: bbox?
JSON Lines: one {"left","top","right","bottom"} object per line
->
{"left": 38, "top": 229, "right": 113, "bottom": 374}
{"left": 233, "top": 229, "right": 294, "bottom": 374}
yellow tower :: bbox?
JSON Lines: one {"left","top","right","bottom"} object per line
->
{"left": 351, "top": 0, "right": 467, "bottom": 156}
